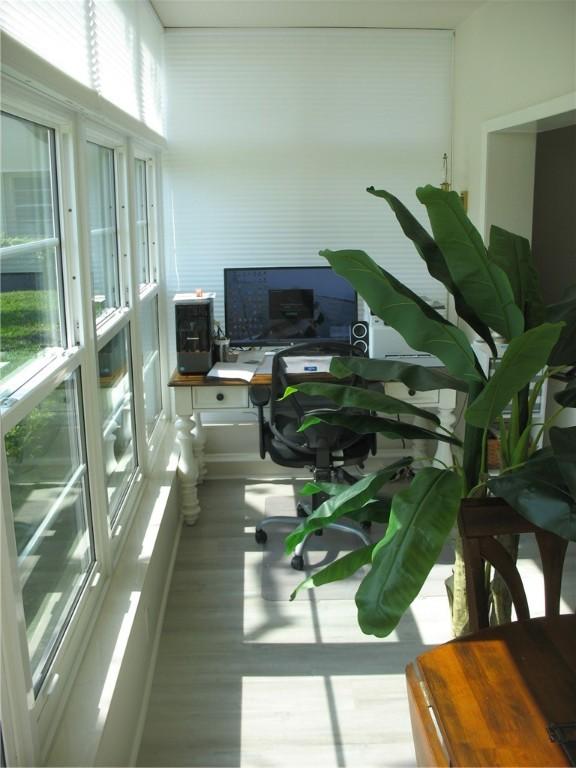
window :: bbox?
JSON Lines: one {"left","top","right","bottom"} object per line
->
{"left": 134, "top": 158, "right": 151, "bottom": 288}
{"left": 98, "top": 325, "right": 137, "bottom": 521}
{"left": 1, "top": 88, "right": 164, "bottom": 765}
{"left": 4, "top": 372, "right": 94, "bottom": 691}
{"left": 87, "top": 142, "right": 120, "bottom": 323}
{"left": 141, "top": 296, "right": 162, "bottom": 440}
{"left": 0, "top": 112, "right": 65, "bottom": 389}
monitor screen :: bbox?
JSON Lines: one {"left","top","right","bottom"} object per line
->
{"left": 224, "top": 266, "right": 357, "bottom": 346}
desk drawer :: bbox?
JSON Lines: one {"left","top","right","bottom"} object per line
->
{"left": 193, "top": 386, "right": 249, "bottom": 409}
{"left": 385, "top": 383, "right": 440, "bottom": 407}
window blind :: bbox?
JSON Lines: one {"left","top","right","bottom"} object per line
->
{"left": 0, "top": 0, "right": 164, "bottom": 135}
{"left": 0, "top": 0, "right": 92, "bottom": 88}
{"left": 93, "top": 0, "right": 140, "bottom": 121}
{"left": 163, "top": 29, "right": 453, "bottom": 322}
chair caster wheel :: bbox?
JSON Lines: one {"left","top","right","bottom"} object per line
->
{"left": 296, "top": 503, "right": 308, "bottom": 518}
{"left": 291, "top": 555, "right": 304, "bottom": 571}
{"left": 255, "top": 529, "right": 267, "bottom": 544}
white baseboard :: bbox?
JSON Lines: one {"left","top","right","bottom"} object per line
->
{"left": 128, "top": 515, "right": 182, "bottom": 766}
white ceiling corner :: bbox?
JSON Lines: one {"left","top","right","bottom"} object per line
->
{"left": 149, "top": 0, "right": 487, "bottom": 30}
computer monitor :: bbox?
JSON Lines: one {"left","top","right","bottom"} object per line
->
{"left": 224, "top": 266, "right": 357, "bottom": 347}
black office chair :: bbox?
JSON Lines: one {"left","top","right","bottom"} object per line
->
{"left": 249, "top": 341, "right": 376, "bottom": 570}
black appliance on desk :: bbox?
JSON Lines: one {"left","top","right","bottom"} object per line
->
{"left": 174, "top": 292, "right": 215, "bottom": 374}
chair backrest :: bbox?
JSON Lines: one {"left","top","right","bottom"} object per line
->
{"left": 458, "top": 497, "right": 569, "bottom": 633}
{"left": 269, "top": 341, "right": 371, "bottom": 455}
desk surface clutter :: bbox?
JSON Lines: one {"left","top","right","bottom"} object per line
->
{"left": 406, "top": 614, "right": 576, "bottom": 767}
{"left": 170, "top": 354, "right": 337, "bottom": 387}
{"left": 205, "top": 361, "right": 259, "bottom": 381}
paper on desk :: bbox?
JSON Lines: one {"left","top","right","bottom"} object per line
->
{"left": 283, "top": 356, "right": 333, "bottom": 374}
{"left": 206, "top": 362, "right": 258, "bottom": 382}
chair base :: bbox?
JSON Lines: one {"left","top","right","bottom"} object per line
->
{"left": 255, "top": 513, "right": 371, "bottom": 571}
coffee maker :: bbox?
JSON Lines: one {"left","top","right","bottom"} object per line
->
{"left": 174, "top": 292, "right": 215, "bottom": 374}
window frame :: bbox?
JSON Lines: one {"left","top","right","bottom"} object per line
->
{"left": 0, "top": 110, "right": 70, "bottom": 400}
{"left": 95, "top": 315, "right": 140, "bottom": 530}
{"left": 6, "top": 370, "right": 97, "bottom": 696}
{"left": 134, "top": 154, "right": 152, "bottom": 288}
{"left": 139, "top": 291, "right": 164, "bottom": 442}
{"left": 0, "top": 84, "right": 167, "bottom": 762}
{"left": 0, "top": 94, "right": 107, "bottom": 750}
{"left": 132, "top": 142, "right": 164, "bottom": 447}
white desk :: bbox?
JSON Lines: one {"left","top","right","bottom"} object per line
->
{"left": 169, "top": 361, "right": 457, "bottom": 525}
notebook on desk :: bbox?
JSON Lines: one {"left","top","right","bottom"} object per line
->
{"left": 255, "top": 355, "right": 333, "bottom": 375}
{"left": 206, "top": 362, "right": 258, "bottom": 382}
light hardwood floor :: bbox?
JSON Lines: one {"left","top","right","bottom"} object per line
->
{"left": 137, "top": 478, "right": 575, "bottom": 768}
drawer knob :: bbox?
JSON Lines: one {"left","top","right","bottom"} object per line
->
{"left": 216, "top": 392, "right": 225, "bottom": 401}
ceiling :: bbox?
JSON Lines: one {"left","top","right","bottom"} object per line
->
{"left": 149, "top": 0, "right": 487, "bottom": 29}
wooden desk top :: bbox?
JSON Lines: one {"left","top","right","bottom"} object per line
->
{"left": 407, "top": 614, "right": 576, "bottom": 767}
{"left": 168, "top": 369, "right": 335, "bottom": 388}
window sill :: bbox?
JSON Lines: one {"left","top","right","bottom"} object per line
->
{"left": 44, "top": 423, "right": 181, "bottom": 767}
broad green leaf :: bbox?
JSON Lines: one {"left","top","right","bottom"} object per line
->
{"left": 416, "top": 185, "right": 524, "bottom": 341}
{"left": 282, "top": 381, "right": 440, "bottom": 425}
{"left": 300, "top": 467, "right": 413, "bottom": 504}
{"left": 329, "top": 356, "right": 468, "bottom": 392}
{"left": 321, "top": 248, "right": 482, "bottom": 384}
{"left": 546, "top": 285, "right": 576, "bottom": 366}
{"left": 550, "top": 426, "right": 576, "bottom": 505}
{"left": 300, "top": 481, "right": 348, "bottom": 497}
{"left": 299, "top": 412, "right": 461, "bottom": 445}
{"left": 489, "top": 450, "right": 576, "bottom": 541}
{"left": 285, "top": 459, "right": 411, "bottom": 552}
{"left": 290, "top": 544, "right": 376, "bottom": 600}
{"left": 465, "top": 323, "right": 564, "bottom": 429}
{"left": 555, "top": 378, "right": 576, "bottom": 408}
{"left": 488, "top": 225, "right": 546, "bottom": 329}
{"left": 355, "top": 468, "right": 463, "bottom": 636}
{"left": 462, "top": 413, "right": 484, "bottom": 495}
{"left": 346, "top": 498, "right": 393, "bottom": 524}
{"left": 368, "top": 186, "right": 497, "bottom": 355}
{"left": 510, "top": 422, "right": 533, "bottom": 467}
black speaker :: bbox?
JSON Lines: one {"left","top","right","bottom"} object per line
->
{"left": 350, "top": 320, "right": 369, "bottom": 354}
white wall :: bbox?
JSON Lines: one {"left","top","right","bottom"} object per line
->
{"left": 162, "top": 28, "right": 453, "bottom": 332}
{"left": 452, "top": 0, "right": 576, "bottom": 226}
{"left": 453, "top": 1, "right": 576, "bottom": 434}
{"left": 483, "top": 132, "right": 537, "bottom": 240}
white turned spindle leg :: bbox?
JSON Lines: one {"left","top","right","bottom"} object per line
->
{"left": 411, "top": 415, "right": 432, "bottom": 468}
{"left": 175, "top": 415, "right": 201, "bottom": 525}
{"left": 192, "top": 411, "right": 208, "bottom": 482}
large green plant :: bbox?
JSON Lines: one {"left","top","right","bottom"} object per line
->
{"left": 284, "top": 185, "right": 576, "bottom": 637}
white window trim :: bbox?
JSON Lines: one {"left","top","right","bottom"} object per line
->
{"left": 139, "top": 291, "right": 164, "bottom": 445}
{"left": 85, "top": 133, "right": 125, "bottom": 331}
{"left": 1, "top": 76, "right": 168, "bottom": 765}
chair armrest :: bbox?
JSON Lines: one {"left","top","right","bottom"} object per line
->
{"left": 249, "top": 386, "right": 271, "bottom": 459}
{"left": 249, "top": 386, "right": 271, "bottom": 408}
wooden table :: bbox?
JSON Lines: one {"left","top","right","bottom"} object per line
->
{"left": 406, "top": 614, "right": 576, "bottom": 767}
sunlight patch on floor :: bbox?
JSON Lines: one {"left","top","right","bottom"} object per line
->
{"left": 240, "top": 674, "right": 415, "bottom": 768}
